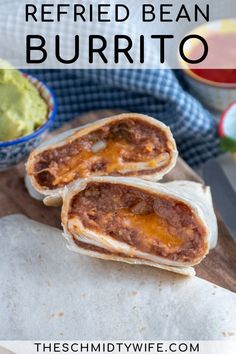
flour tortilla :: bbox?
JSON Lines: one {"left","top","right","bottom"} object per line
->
{"left": 0, "top": 215, "right": 233, "bottom": 340}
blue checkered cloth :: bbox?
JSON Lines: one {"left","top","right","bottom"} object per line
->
{"left": 26, "top": 69, "right": 219, "bottom": 167}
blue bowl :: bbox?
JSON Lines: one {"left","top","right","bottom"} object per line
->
{"left": 0, "top": 73, "right": 57, "bottom": 171}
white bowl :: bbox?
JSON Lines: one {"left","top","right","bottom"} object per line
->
{"left": 179, "top": 19, "right": 236, "bottom": 112}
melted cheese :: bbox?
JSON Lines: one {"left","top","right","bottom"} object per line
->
{"left": 52, "top": 139, "right": 168, "bottom": 186}
{"left": 118, "top": 209, "right": 183, "bottom": 248}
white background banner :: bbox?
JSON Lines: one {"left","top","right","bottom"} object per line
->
{"left": 1, "top": 341, "right": 236, "bottom": 354}
{"left": 0, "top": 0, "right": 235, "bottom": 69}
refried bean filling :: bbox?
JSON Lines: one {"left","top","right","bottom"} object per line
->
{"left": 33, "top": 118, "right": 172, "bottom": 189}
{"left": 68, "top": 183, "right": 207, "bottom": 263}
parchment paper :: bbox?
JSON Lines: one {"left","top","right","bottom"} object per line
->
{"left": 0, "top": 215, "right": 235, "bottom": 340}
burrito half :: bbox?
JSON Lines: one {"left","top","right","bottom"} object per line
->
{"left": 61, "top": 177, "right": 217, "bottom": 276}
{"left": 26, "top": 113, "right": 177, "bottom": 204}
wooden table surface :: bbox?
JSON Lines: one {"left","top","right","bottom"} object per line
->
{"left": 0, "top": 110, "right": 235, "bottom": 292}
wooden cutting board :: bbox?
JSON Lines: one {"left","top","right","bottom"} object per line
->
{"left": 0, "top": 110, "right": 235, "bottom": 291}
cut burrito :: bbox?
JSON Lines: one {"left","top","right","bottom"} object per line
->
{"left": 61, "top": 177, "right": 217, "bottom": 276}
{"left": 26, "top": 113, "right": 177, "bottom": 205}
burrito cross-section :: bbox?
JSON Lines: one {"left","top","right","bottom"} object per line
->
{"left": 26, "top": 113, "right": 178, "bottom": 201}
{"left": 62, "top": 177, "right": 217, "bottom": 276}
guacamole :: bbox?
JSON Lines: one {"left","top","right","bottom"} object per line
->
{"left": 0, "top": 62, "right": 48, "bottom": 141}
